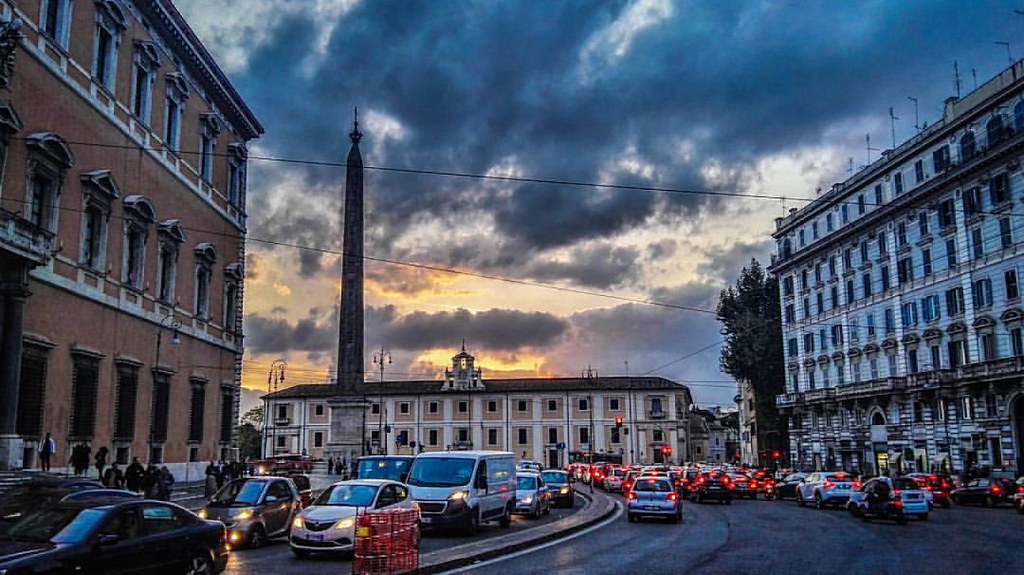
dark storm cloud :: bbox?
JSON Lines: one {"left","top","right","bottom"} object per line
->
{"left": 245, "top": 307, "right": 337, "bottom": 355}
{"left": 370, "top": 305, "right": 569, "bottom": 352}
{"left": 697, "top": 239, "right": 775, "bottom": 281}
{"left": 219, "top": 0, "right": 1022, "bottom": 276}
{"left": 525, "top": 243, "right": 641, "bottom": 289}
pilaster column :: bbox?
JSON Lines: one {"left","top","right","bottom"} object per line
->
{"left": 0, "top": 289, "right": 29, "bottom": 435}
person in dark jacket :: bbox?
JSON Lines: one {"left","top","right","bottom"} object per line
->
{"left": 71, "top": 444, "right": 91, "bottom": 476}
{"left": 94, "top": 447, "right": 108, "bottom": 480}
{"left": 103, "top": 463, "right": 125, "bottom": 489}
{"left": 143, "top": 464, "right": 159, "bottom": 499}
{"left": 156, "top": 467, "right": 175, "bottom": 501}
{"left": 125, "top": 458, "right": 145, "bottom": 493}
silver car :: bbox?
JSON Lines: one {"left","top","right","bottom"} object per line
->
{"left": 514, "top": 472, "right": 550, "bottom": 518}
{"left": 795, "top": 471, "right": 858, "bottom": 509}
{"left": 290, "top": 479, "right": 417, "bottom": 557}
{"left": 198, "top": 476, "right": 301, "bottom": 548}
{"left": 627, "top": 477, "right": 682, "bottom": 523}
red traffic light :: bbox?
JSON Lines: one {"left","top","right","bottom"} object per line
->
{"left": 614, "top": 417, "right": 623, "bottom": 426}
{"left": 661, "top": 446, "right": 671, "bottom": 455}
{"left": 772, "top": 451, "right": 781, "bottom": 459}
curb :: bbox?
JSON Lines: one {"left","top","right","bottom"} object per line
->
{"left": 417, "top": 489, "right": 619, "bottom": 574}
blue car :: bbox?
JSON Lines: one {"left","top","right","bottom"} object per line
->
{"left": 627, "top": 477, "right": 682, "bottom": 523}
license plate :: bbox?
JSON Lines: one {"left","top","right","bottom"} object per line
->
{"left": 308, "top": 534, "right": 324, "bottom": 541}
{"left": 422, "top": 517, "right": 432, "bottom": 524}
{"left": 710, "top": 487, "right": 721, "bottom": 490}
{"left": 646, "top": 506, "right": 659, "bottom": 510}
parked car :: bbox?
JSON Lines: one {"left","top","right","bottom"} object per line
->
{"left": 847, "top": 477, "right": 925, "bottom": 524}
{"left": 0, "top": 478, "right": 104, "bottom": 536}
{"left": 603, "top": 467, "right": 627, "bottom": 492}
{"left": 514, "top": 472, "right": 551, "bottom": 519}
{"left": 689, "top": 472, "right": 733, "bottom": 505}
{"left": 727, "top": 472, "right": 757, "bottom": 499}
{"left": 774, "top": 472, "right": 806, "bottom": 501}
{"left": 951, "top": 476, "right": 1016, "bottom": 507}
{"left": 353, "top": 455, "right": 414, "bottom": 482}
{"left": 198, "top": 476, "right": 301, "bottom": 548}
{"left": 407, "top": 451, "right": 516, "bottom": 533}
{"left": 0, "top": 498, "right": 228, "bottom": 574}
{"left": 795, "top": 471, "right": 858, "bottom": 509}
{"left": 541, "top": 470, "right": 576, "bottom": 508}
{"left": 905, "top": 473, "right": 954, "bottom": 508}
{"left": 627, "top": 477, "right": 682, "bottom": 523}
{"left": 289, "top": 479, "right": 416, "bottom": 558}
{"left": 1012, "top": 477, "right": 1024, "bottom": 513}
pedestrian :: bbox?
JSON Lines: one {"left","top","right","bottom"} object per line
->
{"left": 204, "top": 461, "right": 219, "bottom": 498}
{"left": 143, "top": 464, "right": 159, "bottom": 499}
{"left": 94, "top": 446, "right": 108, "bottom": 480}
{"left": 157, "top": 466, "right": 175, "bottom": 501}
{"left": 39, "top": 432, "right": 56, "bottom": 473}
{"left": 125, "top": 458, "right": 145, "bottom": 493}
{"left": 103, "top": 462, "right": 125, "bottom": 489}
{"left": 328, "top": 456, "right": 334, "bottom": 475}
{"left": 214, "top": 460, "right": 226, "bottom": 489}
{"left": 71, "top": 443, "right": 91, "bottom": 476}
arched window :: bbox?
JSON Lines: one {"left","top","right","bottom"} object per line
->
{"left": 959, "top": 131, "right": 977, "bottom": 162}
{"left": 987, "top": 115, "right": 1005, "bottom": 146}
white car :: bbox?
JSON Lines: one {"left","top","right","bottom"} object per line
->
{"left": 514, "top": 472, "right": 551, "bottom": 518}
{"left": 289, "top": 479, "right": 417, "bottom": 557}
{"left": 795, "top": 471, "right": 859, "bottom": 509}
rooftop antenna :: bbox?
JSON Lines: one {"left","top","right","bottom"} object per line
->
{"left": 954, "top": 61, "right": 962, "bottom": 98}
{"left": 888, "top": 107, "right": 899, "bottom": 149}
{"left": 866, "top": 133, "right": 880, "bottom": 164}
{"left": 997, "top": 41, "right": 1013, "bottom": 66}
{"left": 908, "top": 96, "right": 920, "bottom": 132}
{"left": 847, "top": 157, "right": 854, "bottom": 175}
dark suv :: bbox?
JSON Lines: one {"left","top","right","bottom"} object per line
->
{"left": 688, "top": 472, "right": 733, "bottom": 504}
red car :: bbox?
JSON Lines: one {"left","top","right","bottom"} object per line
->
{"left": 906, "top": 473, "right": 953, "bottom": 508}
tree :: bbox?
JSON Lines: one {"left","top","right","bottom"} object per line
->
{"left": 237, "top": 423, "right": 262, "bottom": 460}
{"left": 717, "top": 258, "right": 787, "bottom": 464}
{"left": 241, "top": 405, "right": 263, "bottom": 429}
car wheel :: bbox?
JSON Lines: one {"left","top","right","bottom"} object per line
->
{"left": 1017, "top": 503, "right": 1024, "bottom": 515}
{"left": 897, "top": 516, "right": 908, "bottom": 525}
{"left": 499, "top": 506, "right": 512, "bottom": 528}
{"left": 725, "top": 498, "right": 732, "bottom": 506}
{"left": 465, "top": 508, "right": 481, "bottom": 535}
{"left": 671, "top": 512, "right": 680, "bottom": 524}
{"left": 814, "top": 493, "right": 824, "bottom": 510}
{"left": 796, "top": 491, "right": 805, "bottom": 507}
{"left": 628, "top": 513, "right": 636, "bottom": 523}
{"left": 248, "top": 525, "right": 266, "bottom": 549}
{"left": 941, "top": 500, "right": 951, "bottom": 509}
{"left": 186, "top": 553, "right": 213, "bottom": 575}
{"left": 291, "top": 548, "right": 310, "bottom": 559}
{"left": 920, "top": 513, "right": 929, "bottom": 521}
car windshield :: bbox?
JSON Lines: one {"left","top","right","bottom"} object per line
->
{"left": 210, "top": 480, "right": 266, "bottom": 506}
{"left": 313, "top": 484, "right": 379, "bottom": 507}
{"left": 541, "top": 472, "right": 567, "bottom": 485}
{"left": 357, "top": 458, "right": 410, "bottom": 481}
{"left": 0, "top": 490, "right": 68, "bottom": 525}
{"left": 893, "top": 478, "right": 922, "bottom": 490}
{"left": 7, "top": 507, "right": 105, "bottom": 544}
{"left": 517, "top": 476, "right": 538, "bottom": 490}
{"left": 407, "top": 457, "right": 476, "bottom": 488}
{"left": 634, "top": 479, "right": 671, "bottom": 492}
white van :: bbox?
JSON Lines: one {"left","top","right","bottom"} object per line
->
{"left": 406, "top": 451, "right": 516, "bottom": 533}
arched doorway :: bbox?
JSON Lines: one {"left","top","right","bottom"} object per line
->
{"left": 1012, "top": 395, "right": 1024, "bottom": 474}
{"left": 870, "top": 410, "right": 888, "bottom": 475}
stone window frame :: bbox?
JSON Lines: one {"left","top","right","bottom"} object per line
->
{"left": 130, "top": 41, "right": 161, "bottom": 125}
{"left": 163, "top": 72, "right": 190, "bottom": 153}
{"left": 25, "top": 133, "right": 75, "bottom": 234}
{"left": 193, "top": 243, "right": 216, "bottom": 321}
{"left": 223, "top": 262, "right": 243, "bottom": 333}
{"left": 40, "top": 0, "right": 73, "bottom": 50}
{"left": 199, "top": 114, "right": 221, "bottom": 183}
{"left": 78, "top": 170, "right": 120, "bottom": 272}
{"left": 91, "top": 0, "right": 127, "bottom": 92}
{"left": 188, "top": 377, "right": 208, "bottom": 444}
{"left": 121, "top": 195, "right": 156, "bottom": 291}
{"left": 227, "top": 142, "right": 247, "bottom": 208}
{"left": 155, "top": 220, "right": 185, "bottom": 305}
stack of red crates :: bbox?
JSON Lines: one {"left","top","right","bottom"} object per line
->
{"left": 353, "top": 508, "right": 420, "bottom": 575}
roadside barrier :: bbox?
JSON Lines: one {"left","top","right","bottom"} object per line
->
{"left": 353, "top": 508, "right": 420, "bottom": 575}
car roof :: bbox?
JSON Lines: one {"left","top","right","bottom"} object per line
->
{"left": 330, "top": 479, "right": 392, "bottom": 487}
{"left": 541, "top": 469, "right": 568, "bottom": 474}
{"left": 415, "top": 451, "right": 513, "bottom": 459}
{"left": 517, "top": 471, "right": 542, "bottom": 478}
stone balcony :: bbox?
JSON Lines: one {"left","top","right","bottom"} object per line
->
{"left": 0, "top": 209, "right": 53, "bottom": 265}
{"left": 955, "top": 357, "right": 1024, "bottom": 381}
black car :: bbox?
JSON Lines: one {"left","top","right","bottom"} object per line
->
{"left": 688, "top": 472, "right": 733, "bottom": 504}
{"left": 727, "top": 472, "right": 757, "bottom": 499}
{"left": 951, "top": 476, "right": 1016, "bottom": 507}
{"left": 541, "top": 470, "right": 576, "bottom": 508}
{"left": 0, "top": 498, "right": 228, "bottom": 574}
{"left": 774, "top": 472, "right": 806, "bottom": 501}
{"left": 0, "top": 478, "right": 104, "bottom": 536}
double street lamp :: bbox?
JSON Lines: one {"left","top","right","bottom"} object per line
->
{"left": 265, "top": 360, "right": 286, "bottom": 457}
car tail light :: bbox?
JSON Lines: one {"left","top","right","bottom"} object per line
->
{"left": 893, "top": 498, "right": 903, "bottom": 508}
{"left": 992, "top": 486, "right": 1002, "bottom": 494}
{"left": 668, "top": 492, "right": 678, "bottom": 501}
{"left": 697, "top": 476, "right": 706, "bottom": 484}
{"left": 750, "top": 481, "right": 758, "bottom": 489}
{"left": 1017, "top": 485, "right": 1024, "bottom": 493}
{"left": 822, "top": 481, "right": 834, "bottom": 489}
{"left": 892, "top": 489, "right": 901, "bottom": 496}
{"left": 852, "top": 481, "right": 862, "bottom": 490}
{"left": 627, "top": 492, "right": 636, "bottom": 500}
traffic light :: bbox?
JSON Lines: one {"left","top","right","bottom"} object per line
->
{"left": 772, "top": 450, "right": 781, "bottom": 460}
{"left": 614, "top": 417, "right": 623, "bottom": 428}
{"left": 661, "top": 446, "right": 671, "bottom": 455}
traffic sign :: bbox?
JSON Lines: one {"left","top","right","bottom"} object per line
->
{"left": 557, "top": 442, "right": 566, "bottom": 450}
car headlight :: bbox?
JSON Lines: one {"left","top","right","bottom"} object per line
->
{"left": 258, "top": 466, "right": 267, "bottom": 475}
{"left": 560, "top": 487, "right": 570, "bottom": 494}
{"left": 334, "top": 517, "right": 355, "bottom": 530}
{"left": 234, "top": 509, "right": 253, "bottom": 521}
{"left": 197, "top": 509, "right": 208, "bottom": 519}
{"left": 448, "top": 490, "right": 470, "bottom": 501}
{"left": 292, "top": 516, "right": 304, "bottom": 529}
{"left": 520, "top": 496, "right": 533, "bottom": 504}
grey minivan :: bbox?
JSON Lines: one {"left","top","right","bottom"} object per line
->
{"left": 199, "top": 476, "right": 301, "bottom": 548}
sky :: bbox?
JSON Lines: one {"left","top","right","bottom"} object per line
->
{"left": 175, "top": 0, "right": 1024, "bottom": 413}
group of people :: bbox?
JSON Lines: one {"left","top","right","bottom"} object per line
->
{"left": 326, "top": 456, "right": 350, "bottom": 478}
{"left": 204, "top": 460, "right": 244, "bottom": 497}
{"left": 102, "top": 458, "right": 177, "bottom": 500}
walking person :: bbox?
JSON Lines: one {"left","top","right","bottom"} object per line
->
{"left": 71, "top": 444, "right": 91, "bottom": 476}
{"left": 143, "top": 464, "right": 159, "bottom": 499}
{"left": 103, "top": 462, "right": 125, "bottom": 489}
{"left": 125, "top": 458, "right": 145, "bottom": 493}
{"left": 39, "top": 433, "right": 56, "bottom": 473}
{"left": 94, "top": 446, "right": 108, "bottom": 480}
{"left": 157, "top": 466, "right": 175, "bottom": 501}
{"left": 204, "top": 461, "right": 219, "bottom": 498}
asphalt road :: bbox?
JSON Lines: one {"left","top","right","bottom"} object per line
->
{"left": 458, "top": 494, "right": 1024, "bottom": 575}
{"left": 222, "top": 496, "right": 584, "bottom": 574}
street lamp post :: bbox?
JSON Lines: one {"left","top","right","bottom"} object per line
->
{"left": 266, "top": 360, "right": 286, "bottom": 457}
{"left": 151, "top": 313, "right": 181, "bottom": 463}
{"left": 373, "top": 348, "right": 391, "bottom": 455}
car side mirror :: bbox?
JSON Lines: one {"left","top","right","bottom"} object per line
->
{"left": 97, "top": 534, "right": 120, "bottom": 546}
